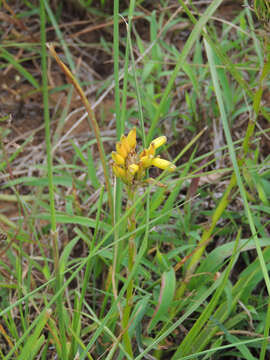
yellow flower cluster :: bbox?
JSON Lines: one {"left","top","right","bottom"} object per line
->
{"left": 112, "top": 127, "right": 176, "bottom": 185}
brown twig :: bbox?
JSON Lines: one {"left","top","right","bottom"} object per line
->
{"left": 47, "top": 43, "right": 113, "bottom": 220}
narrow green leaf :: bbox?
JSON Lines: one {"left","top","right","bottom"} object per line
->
{"left": 18, "top": 309, "right": 51, "bottom": 360}
{"left": 253, "top": 87, "right": 263, "bottom": 115}
{"left": 37, "top": 213, "right": 111, "bottom": 232}
{"left": 0, "top": 48, "right": 39, "bottom": 89}
{"left": 59, "top": 236, "right": 80, "bottom": 276}
{"left": 147, "top": 267, "right": 176, "bottom": 333}
{"left": 173, "top": 230, "right": 241, "bottom": 357}
{"left": 198, "top": 238, "right": 270, "bottom": 275}
{"left": 71, "top": 140, "right": 88, "bottom": 166}
{"left": 4, "top": 175, "right": 73, "bottom": 188}
{"left": 147, "top": 0, "right": 224, "bottom": 143}
{"left": 87, "top": 148, "right": 100, "bottom": 190}
{"left": 129, "top": 295, "right": 151, "bottom": 337}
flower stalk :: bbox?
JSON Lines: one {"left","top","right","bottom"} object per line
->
{"left": 121, "top": 186, "right": 136, "bottom": 356}
{"left": 111, "top": 128, "right": 175, "bottom": 355}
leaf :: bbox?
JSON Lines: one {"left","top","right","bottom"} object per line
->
{"left": 36, "top": 213, "right": 111, "bottom": 232}
{"left": 0, "top": 48, "right": 39, "bottom": 89}
{"left": 198, "top": 238, "right": 270, "bottom": 275}
{"left": 253, "top": 53, "right": 270, "bottom": 114}
{"left": 147, "top": 267, "right": 176, "bottom": 333}
{"left": 129, "top": 295, "right": 151, "bottom": 337}
{"left": 59, "top": 236, "right": 80, "bottom": 276}
{"left": 4, "top": 176, "right": 73, "bottom": 188}
{"left": 87, "top": 148, "right": 100, "bottom": 190}
{"left": 18, "top": 309, "right": 51, "bottom": 359}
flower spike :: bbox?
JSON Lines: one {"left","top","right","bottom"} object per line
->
{"left": 112, "top": 128, "right": 175, "bottom": 185}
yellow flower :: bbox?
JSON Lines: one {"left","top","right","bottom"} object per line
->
{"left": 120, "top": 135, "right": 131, "bottom": 153}
{"left": 112, "top": 151, "right": 125, "bottom": 165}
{"left": 126, "top": 127, "right": 136, "bottom": 149}
{"left": 151, "top": 136, "right": 167, "bottom": 149}
{"left": 140, "top": 155, "right": 153, "bottom": 168}
{"left": 112, "top": 128, "right": 175, "bottom": 185}
{"left": 152, "top": 157, "right": 176, "bottom": 172}
{"left": 112, "top": 164, "right": 126, "bottom": 181}
{"left": 128, "top": 164, "right": 139, "bottom": 174}
{"left": 116, "top": 141, "right": 128, "bottom": 158}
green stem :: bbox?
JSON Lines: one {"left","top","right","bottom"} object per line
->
{"left": 40, "top": 1, "right": 67, "bottom": 358}
{"left": 121, "top": 186, "right": 136, "bottom": 357}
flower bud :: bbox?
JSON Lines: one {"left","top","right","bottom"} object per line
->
{"left": 127, "top": 127, "right": 136, "bottom": 149}
{"left": 112, "top": 151, "right": 125, "bottom": 165}
{"left": 151, "top": 136, "right": 167, "bottom": 149}
{"left": 152, "top": 157, "right": 176, "bottom": 172}
{"left": 147, "top": 143, "right": 156, "bottom": 157}
{"left": 116, "top": 141, "right": 128, "bottom": 158}
{"left": 113, "top": 164, "right": 126, "bottom": 179}
{"left": 120, "top": 135, "right": 131, "bottom": 153}
{"left": 140, "top": 156, "right": 153, "bottom": 168}
{"left": 128, "top": 163, "right": 139, "bottom": 174}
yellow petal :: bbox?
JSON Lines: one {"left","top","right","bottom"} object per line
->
{"left": 139, "top": 149, "right": 147, "bottom": 159}
{"left": 128, "top": 163, "right": 139, "bottom": 174}
{"left": 116, "top": 141, "right": 127, "bottom": 158}
{"left": 152, "top": 157, "right": 176, "bottom": 172}
{"left": 113, "top": 164, "right": 126, "bottom": 179}
{"left": 127, "top": 127, "right": 136, "bottom": 149}
{"left": 151, "top": 136, "right": 167, "bottom": 149}
{"left": 147, "top": 143, "right": 156, "bottom": 157}
{"left": 120, "top": 135, "right": 131, "bottom": 153}
{"left": 112, "top": 151, "right": 125, "bottom": 165}
{"left": 140, "top": 156, "right": 153, "bottom": 168}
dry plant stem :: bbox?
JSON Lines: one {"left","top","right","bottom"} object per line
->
{"left": 47, "top": 44, "right": 113, "bottom": 220}
{"left": 121, "top": 186, "right": 136, "bottom": 357}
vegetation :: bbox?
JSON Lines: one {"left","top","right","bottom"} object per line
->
{"left": 0, "top": 0, "right": 270, "bottom": 359}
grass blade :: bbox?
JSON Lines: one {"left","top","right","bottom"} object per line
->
{"left": 147, "top": 0, "right": 223, "bottom": 143}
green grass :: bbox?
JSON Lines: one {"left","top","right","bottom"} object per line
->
{"left": 1, "top": 0, "right": 270, "bottom": 359}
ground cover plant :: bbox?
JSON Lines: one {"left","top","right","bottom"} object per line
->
{"left": 1, "top": 0, "right": 270, "bottom": 359}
